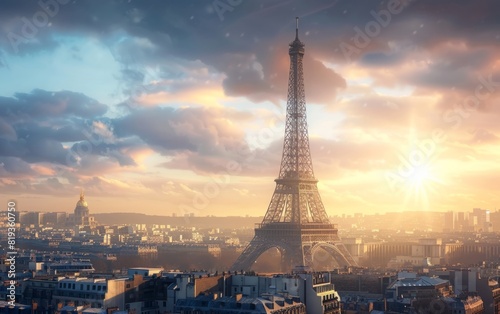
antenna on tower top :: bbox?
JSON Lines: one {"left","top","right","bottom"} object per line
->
{"left": 295, "top": 17, "right": 299, "bottom": 39}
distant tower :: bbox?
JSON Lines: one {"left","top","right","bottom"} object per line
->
{"left": 231, "top": 18, "right": 357, "bottom": 271}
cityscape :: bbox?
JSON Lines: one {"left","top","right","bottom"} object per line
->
{"left": 1, "top": 1, "right": 500, "bottom": 314}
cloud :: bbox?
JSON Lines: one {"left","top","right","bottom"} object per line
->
{"left": 0, "top": 90, "right": 108, "bottom": 164}
{"left": 468, "top": 129, "right": 500, "bottom": 145}
{"left": 0, "top": 89, "right": 107, "bottom": 120}
{"left": 113, "top": 106, "right": 262, "bottom": 175}
{"left": 0, "top": 117, "right": 17, "bottom": 141}
{"left": 0, "top": 157, "right": 36, "bottom": 177}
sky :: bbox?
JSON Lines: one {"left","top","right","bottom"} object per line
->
{"left": 0, "top": 0, "right": 499, "bottom": 217}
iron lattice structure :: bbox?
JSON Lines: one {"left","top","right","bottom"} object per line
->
{"left": 231, "top": 19, "right": 357, "bottom": 272}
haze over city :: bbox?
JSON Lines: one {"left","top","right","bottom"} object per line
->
{"left": 1, "top": 0, "right": 499, "bottom": 216}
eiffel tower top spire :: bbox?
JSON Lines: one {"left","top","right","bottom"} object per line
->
{"left": 295, "top": 16, "right": 299, "bottom": 40}
{"left": 290, "top": 17, "right": 305, "bottom": 56}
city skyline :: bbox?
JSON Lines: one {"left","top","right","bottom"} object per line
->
{"left": 1, "top": 0, "right": 500, "bottom": 216}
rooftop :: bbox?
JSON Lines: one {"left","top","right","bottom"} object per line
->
{"left": 387, "top": 276, "right": 448, "bottom": 289}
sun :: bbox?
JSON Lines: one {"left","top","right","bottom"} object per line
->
{"left": 408, "top": 165, "right": 430, "bottom": 188}
{"left": 402, "top": 161, "right": 442, "bottom": 211}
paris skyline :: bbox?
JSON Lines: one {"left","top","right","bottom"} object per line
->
{"left": 0, "top": 0, "right": 499, "bottom": 217}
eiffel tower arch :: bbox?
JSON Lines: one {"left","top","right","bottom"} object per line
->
{"left": 231, "top": 18, "right": 357, "bottom": 272}
{"left": 310, "top": 243, "right": 353, "bottom": 268}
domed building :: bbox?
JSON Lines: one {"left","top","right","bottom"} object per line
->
{"left": 68, "top": 191, "right": 96, "bottom": 228}
{"left": 75, "top": 191, "right": 90, "bottom": 221}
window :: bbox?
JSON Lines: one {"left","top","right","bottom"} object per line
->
{"left": 92, "top": 285, "right": 96, "bottom": 290}
{"left": 98, "top": 286, "right": 101, "bottom": 291}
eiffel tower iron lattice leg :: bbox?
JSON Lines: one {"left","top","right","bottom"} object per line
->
{"left": 231, "top": 18, "right": 357, "bottom": 272}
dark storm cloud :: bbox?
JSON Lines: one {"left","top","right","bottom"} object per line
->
{"left": 22, "top": 136, "right": 68, "bottom": 164}
{"left": 2, "top": 0, "right": 498, "bottom": 106}
{"left": 0, "top": 90, "right": 128, "bottom": 168}
{"left": 320, "top": 0, "right": 500, "bottom": 60}
{"left": 0, "top": 1, "right": 366, "bottom": 105}
{"left": 1, "top": 0, "right": 498, "bottom": 118}
{"left": 404, "top": 48, "right": 497, "bottom": 91}
{"left": 0, "top": 89, "right": 107, "bottom": 120}
{"left": 407, "top": 0, "right": 500, "bottom": 46}
{"left": 0, "top": 129, "right": 68, "bottom": 165}
{"left": 2, "top": 0, "right": 499, "bottom": 56}
{"left": 0, "top": 117, "right": 17, "bottom": 140}
{"left": 0, "top": 156, "right": 36, "bottom": 176}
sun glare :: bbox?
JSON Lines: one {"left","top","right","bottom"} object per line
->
{"left": 402, "top": 161, "right": 442, "bottom": 211}
{"left": 408, "top": 165, "right": 430, "bottom": 187}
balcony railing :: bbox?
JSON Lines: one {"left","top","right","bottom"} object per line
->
{"left": 255, "top": 222, "right": 338, "bottom": 230}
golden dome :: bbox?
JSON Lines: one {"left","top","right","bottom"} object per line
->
{"left": 76, "top": 191, "right": 88, "bottom": 208}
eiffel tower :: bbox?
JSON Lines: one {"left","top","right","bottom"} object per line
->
{"left": 231, "top": 18, "right": 357, "bottom": 272}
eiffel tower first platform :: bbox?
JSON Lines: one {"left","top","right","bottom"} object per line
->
{"left": 231, "top": 18, "right": 357, "bottom": 272}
